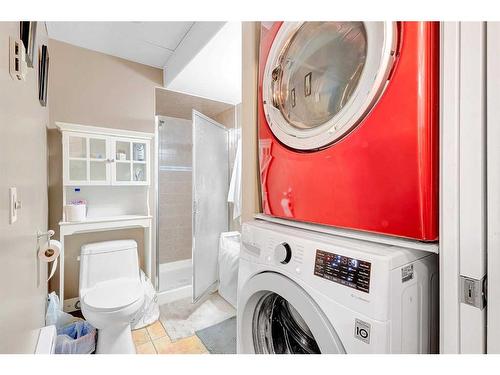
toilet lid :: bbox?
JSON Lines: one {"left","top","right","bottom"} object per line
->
{"left": 83, "top": 278, "right": 143, "bottom": 312}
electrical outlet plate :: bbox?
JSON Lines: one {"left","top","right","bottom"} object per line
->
{"left": 63, "top": 297, "right": 80, "bottom": 313}
{"left": 9, "top": 187, "right": 18, "bottom": 224}
{"left": 9, "top": 37, "right": 27, "bottom": 81}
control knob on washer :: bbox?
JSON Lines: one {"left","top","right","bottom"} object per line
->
{"left": 274, "top": 242, "right": 292, "bottom": 264}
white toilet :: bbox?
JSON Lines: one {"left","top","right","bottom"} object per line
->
{"left": 79, "top": 240, "right": 144, "bottom": 354}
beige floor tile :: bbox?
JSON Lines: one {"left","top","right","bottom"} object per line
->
{"left": 136, "top": 341, "right": 157, "bottom": 354}
{"left": 146, "top": 320, "right": 168, "bottom": 340}
{"left": 132, "top": 328, "right": 150, "bottom": 346}
{"left": 153, "top": 335, "right": 209, "bottom": 354}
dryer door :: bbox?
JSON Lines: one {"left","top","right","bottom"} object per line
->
{"left": 262, "top": 22, "right": 398, "bottom": 150}
{"left": 238, "top": 272, "right": 345, "bottom": 354}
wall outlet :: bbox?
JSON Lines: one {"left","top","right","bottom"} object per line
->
{"left": 63, "top": 297, "right": 81, "bottom": 313}
{"left": 9, "top": 37, "right": 27, "bottom": 81}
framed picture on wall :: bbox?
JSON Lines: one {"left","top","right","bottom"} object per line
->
{"left": 20, "top": 21, "right": 37, "bottom": 68}
{"left": 38, "top": 44, "right": 49, "bottom": 107}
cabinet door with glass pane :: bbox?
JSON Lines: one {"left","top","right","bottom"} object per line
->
{"left": 63, "top": 132, "right": 111, "bottom": 185}
{"left": 111, "top": 138, "right": 149, "bottom": 185}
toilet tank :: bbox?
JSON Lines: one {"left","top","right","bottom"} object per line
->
{"left": 79, "top": 240, "right": 140, "bottom": 292}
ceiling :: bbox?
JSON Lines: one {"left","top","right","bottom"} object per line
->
{"left": 46, "top": 21, "right": 242, "bottom": 104}
{"left": 165, "top": 22, "right": 241, "bottom": 104}
{"left": 46, "top": 22, "right": 194, "bottom": 68}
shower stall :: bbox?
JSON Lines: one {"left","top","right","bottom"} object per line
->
{"left": 156, "top": 115, "right": 194, "bottom": 299}
{"left": 155, "top": 110, "right": 239, "bottom": 303}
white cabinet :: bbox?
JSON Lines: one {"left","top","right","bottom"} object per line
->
{"left": 59, "top": 123, "right": 151, "bottom": 186}
{"left": 55, "top": 122, "right": 154, "bottom": 307}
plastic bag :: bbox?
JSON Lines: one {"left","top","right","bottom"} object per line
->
{"left": 56, "top": 321, "right": 96, "bottom": 354}
{"left": 218, "top": 232, "right": 241, "bottom": 308}
{"left": 130, "top": 270, "right": 159, "bottom": 330}
{"left": 46, "top": 292, "right": 79, "bottom": 329}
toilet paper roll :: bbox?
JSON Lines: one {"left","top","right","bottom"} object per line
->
{"left": 38, "top": 240, "right": 61, "bottom": 282}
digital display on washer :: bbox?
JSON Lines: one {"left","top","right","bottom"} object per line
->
{"left": 314, "top": 250, "right": 371, "bottom": 293}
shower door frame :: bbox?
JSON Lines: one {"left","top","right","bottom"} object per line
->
{"left": 154, "top": 115, "right": 161, "bottom": 292}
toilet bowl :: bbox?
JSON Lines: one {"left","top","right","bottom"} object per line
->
{"left": 79, "top": 240, "right": 144, "bottom": 354}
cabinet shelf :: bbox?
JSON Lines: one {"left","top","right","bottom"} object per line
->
{"left": 59, "top": 214, "right": 152, "bottom": 226}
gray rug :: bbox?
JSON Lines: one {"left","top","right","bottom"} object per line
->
{"left": 195, "top": 316, "right": 236, "bottom": 354}
{"left": 159, "top": 293, "right": 236, "bottom": 341}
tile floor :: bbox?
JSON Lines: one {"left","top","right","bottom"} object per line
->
{"left": 132, "top": 320, "right": 209, "bottom": 354}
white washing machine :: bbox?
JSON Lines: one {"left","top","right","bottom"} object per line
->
{"left": 237, "top": 220, "right": 439, "bottom": 354}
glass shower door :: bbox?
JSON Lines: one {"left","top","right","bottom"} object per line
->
{"left": 157, "top": 116, "right": 194, "bottom": 294}
{"left": 192, "top": 110, "right": 229, "bottom": 303}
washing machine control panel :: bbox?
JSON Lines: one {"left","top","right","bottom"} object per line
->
{"left": 313, "top": 250, "right": 371, "bottom": 293}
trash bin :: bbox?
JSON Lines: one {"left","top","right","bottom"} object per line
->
{"left": 46, "top": 292, "right": 97, "bottom": 354}
{"left": 55, "top": 320, "right": 96, "bottom": 354}
{"left": 218, "top": 231, "right": 241, "bottom": 308}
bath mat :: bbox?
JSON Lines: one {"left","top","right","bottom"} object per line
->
{"left": 159, "top": 292, "right": 235, "bottom": 341}
{"left": 195, "top": 316, "right": 236, "bottom": 354}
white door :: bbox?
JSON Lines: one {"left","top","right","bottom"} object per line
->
{"left": 192, "top": 111, "right": 229, "bottom": 303}
{"left": 440, "top": 22, "right": 487, "bottom": 353}
{"left": 486, "top": 21, "right": 500, "bottom": 354}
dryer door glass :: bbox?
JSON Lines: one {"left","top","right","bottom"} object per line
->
{"left": 277, "top": 22, "right": 367, "bottom": 130}
{"left": 252, "top": 292, "right": 321, "bottom": 354}
{"left": 263, "top": 22, "right": 396, "bottom": 150}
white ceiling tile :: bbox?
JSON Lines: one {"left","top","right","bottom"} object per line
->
{"left": 138, "top": 22, "right": 193, "bottom": 50}
{"left": 167, "top": 22, "right": 242, "bottom": 104}
{"left": 46, "top": 21, "right": 192, "bottom": 68}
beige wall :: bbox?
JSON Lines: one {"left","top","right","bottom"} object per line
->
{"left": 241, "top": 22, "right": 262, "bottom": 223}
{"left": 47, "top": 39, "right": 162, "bottom": 299}
{"left": 0, "top": 22, "right": 49, "bottom": 353}
{"left": 155, "top": 87, "right": 233, "bottom": 120}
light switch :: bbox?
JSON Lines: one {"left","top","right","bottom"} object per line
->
{"left": 9, "top": 187, "right": 20, "bottom": 224}
{"left": 9, "top": 37, "right": 27, "bottom": 81}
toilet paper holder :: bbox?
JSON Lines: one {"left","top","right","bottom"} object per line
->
{"left": 37, "top": 230, "right": 55, "bottom": 242}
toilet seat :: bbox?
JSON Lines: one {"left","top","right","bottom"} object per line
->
{"left": 82, "top": 278, "right": 143, "bottom": 312}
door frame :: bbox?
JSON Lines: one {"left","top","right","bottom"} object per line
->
{"left": 191, "top": 110, "right": 230, "bottom": 303}
{"left": 486, "top": 21, "right": 500, "bottom": 354}
{"left": 440, "top": 22, "right": 487, "bottom": 353}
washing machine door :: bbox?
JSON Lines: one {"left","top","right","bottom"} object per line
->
{"left": 262, "top": 22, "right": 398, "bottom": 150}
{"left": 238, "top": 272, "right": 345, "bottom": 354}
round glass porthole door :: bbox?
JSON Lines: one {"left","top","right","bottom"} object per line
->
{"left": 238, "top": 272, "right": 345, "bottom": 354}
{"left": 253, "top": 292, "right": 320, "bottom": 354}
{"left": 263, "top": 22, "right": 398, "bottom": 150}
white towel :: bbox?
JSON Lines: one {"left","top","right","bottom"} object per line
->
{"left": 228, "top": 138, "right": 242, "bottom": 220}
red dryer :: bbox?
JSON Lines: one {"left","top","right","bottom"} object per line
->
{"left": 258, "top": 22, "right": 439, "bottom": 241}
